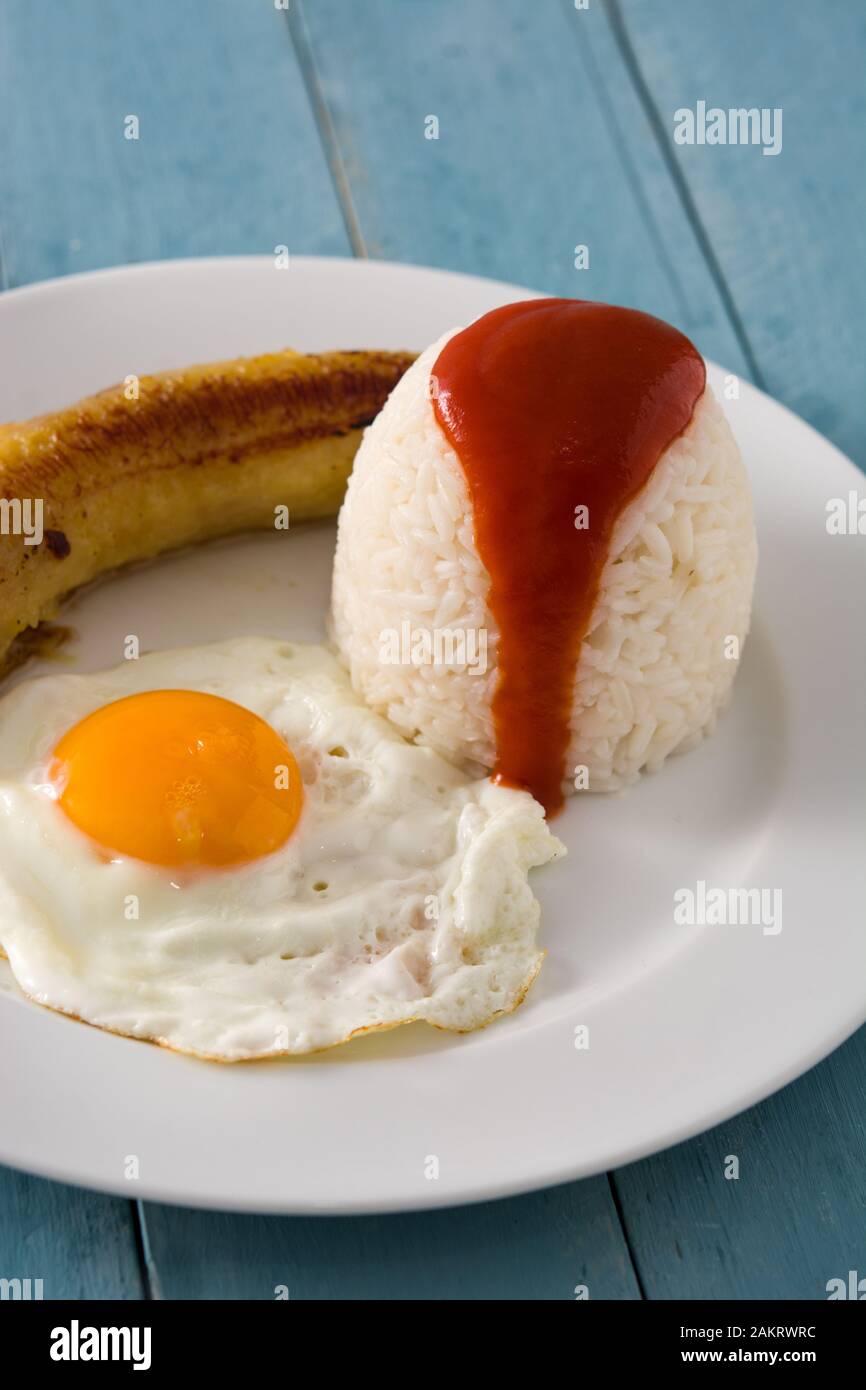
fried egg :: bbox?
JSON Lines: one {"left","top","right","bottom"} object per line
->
{"left": 0, "top": 637, "right": 563, "bottom": 1059}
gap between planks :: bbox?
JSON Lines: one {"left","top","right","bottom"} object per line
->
{"left": 133, "top": 1200, "right": 161, "bottom": 1300}
{"left": 286, "top": 1, "right": 368, "bottom": 259}
{"left": 602, "top": 0, "right": 766, "bottom": 389}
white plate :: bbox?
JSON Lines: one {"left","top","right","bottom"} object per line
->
{"left": 0, "top": 257, "right": 863, "bottom": 1214}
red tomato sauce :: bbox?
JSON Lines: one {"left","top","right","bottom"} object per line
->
{"left": 432, "top": 298, "right": 705, "bottom": 813}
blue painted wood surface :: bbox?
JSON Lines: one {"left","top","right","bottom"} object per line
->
{"left": 0, "top": 1173, "right": 143, "bottom": 1299}
{"left": 615, "top": 0, "right": 866, "bottom": 461}
{"left": 142, "top": 1180, "right": 640, "bottom": 1301}
{"left": 0, "top": 0, "right": 863, "bottom": 1300}
{"left": 0, "top": 0, "right": 350, "bottom": 289}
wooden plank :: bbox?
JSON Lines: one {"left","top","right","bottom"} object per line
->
{"left": 0, "top": 0, "right": 348, "bottom": 1301}
{"left": 287, "top": 0, "right": 866, "bottom": 1301}
{"left": 0, "top": 1170, "right": 144, "bottom": 1299}
{"left": 293, "top": 0, "right": 751, "bottom": 373}
{"left": 141, "top": 1177, "right": 640, "bottom": 1300}
{"left": 0, "top": 0, "right": 645, "bottom": 1301}
{"left": 3, "top": 0, "right": 861, "bottom": 1305}
{"left": 612, "top": 0, "right": 866, "bottom": 460}
{"left": 0, "top": 0, "right": 351, "bottom": 289}
{"left": 613, "top": 1025, "right": 866, "bottom": 1299}
{"left": 601, "top": 0, "right": 866, "bottom": 1299}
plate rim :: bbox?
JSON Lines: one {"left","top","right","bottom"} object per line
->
{"left": 0, "top": 253, "right": 863, "bottom": 1214}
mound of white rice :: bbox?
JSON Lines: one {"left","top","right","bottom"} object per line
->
{"left": 330, "top": 332, "right": 757, "bottom": 795}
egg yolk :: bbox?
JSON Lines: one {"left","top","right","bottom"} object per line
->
{"left": 50, "top": 690, "right": 303, "bottom": 868}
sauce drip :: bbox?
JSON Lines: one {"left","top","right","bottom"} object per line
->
{"left": 432, "top": 298, "right": 705, "bottom": 814}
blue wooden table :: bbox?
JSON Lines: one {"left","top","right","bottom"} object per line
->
{"left": 1, "top": 0, "right": 863, "bottom": 1300}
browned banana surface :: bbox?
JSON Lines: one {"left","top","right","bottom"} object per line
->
{"left": 0, "top": 348, "right": 414, "bottom": 675}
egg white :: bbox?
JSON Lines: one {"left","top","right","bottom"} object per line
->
{"left": 0, "top": 637, "right": 563, "bottom": 1059}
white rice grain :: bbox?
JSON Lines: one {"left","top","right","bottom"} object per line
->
{"left": 330, "top": 332, "right": 758, "bottom": 795}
